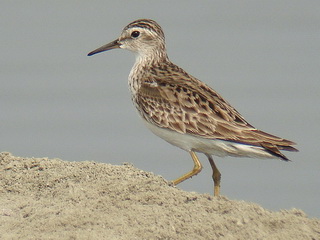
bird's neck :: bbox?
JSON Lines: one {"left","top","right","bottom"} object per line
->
{"left": 128, "top": 50, "right": 169, "bottom": 95}
{"left": 136, "top": 48, "right": 169, "bottom": 65}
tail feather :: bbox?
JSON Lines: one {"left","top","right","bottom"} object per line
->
{"left": 237, "top": 129, "right": 299, "bottom": 161}
{"left": 277, "top": 145, "right": 299, "bottom": 152}
{"left": 260, "top": 142, "right": 290, "bottom": 161}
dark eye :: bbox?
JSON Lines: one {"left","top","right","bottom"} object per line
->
{"left": 131, "top": 31, "right": 140, "bottom": 38}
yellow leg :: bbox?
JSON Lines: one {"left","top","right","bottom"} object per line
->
{"left": 207, "top": 155, "right": 221, "bottom": 197}
{"left": 172, "top": 151, "right": 202, "bottom": 185}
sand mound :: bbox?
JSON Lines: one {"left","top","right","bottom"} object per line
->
{"left": 0, "top": 152, "right": 319, "bottom": 240}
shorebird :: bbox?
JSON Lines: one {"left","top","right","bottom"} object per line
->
{"left": 88, "top": 19, "right": 298, "bottom": 196}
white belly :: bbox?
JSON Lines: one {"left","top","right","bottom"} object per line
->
{"left": 143, "top": 119, "right": 276, "bottom": 159}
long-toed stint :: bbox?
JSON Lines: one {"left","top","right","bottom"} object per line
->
{"left": 88, "top": 19, "right": 298, "bottom": 196}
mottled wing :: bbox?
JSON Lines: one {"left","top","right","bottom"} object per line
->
{"left": 135, "top": 63, "right": 297, "bottom": 158}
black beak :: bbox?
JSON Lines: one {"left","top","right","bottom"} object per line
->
{"left": 87, "top": 39, "right": 120, "bottom": 56}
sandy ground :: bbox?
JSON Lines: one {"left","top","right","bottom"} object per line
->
{"left": 0, "top": 152, "right": 319, "bottom": 240}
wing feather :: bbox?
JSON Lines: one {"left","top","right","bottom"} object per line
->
{"left": 135, "top": 62, "right": 298, "bottom": 156}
